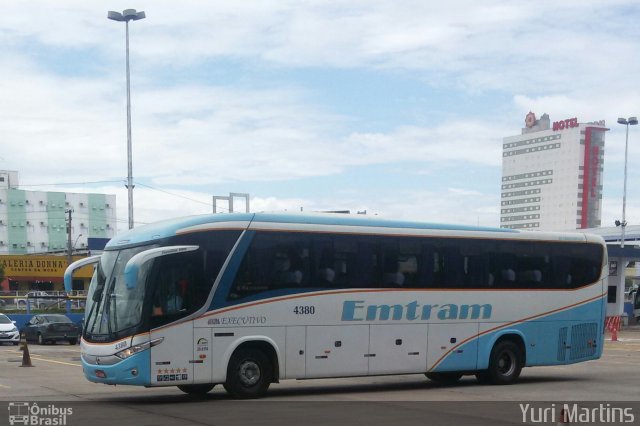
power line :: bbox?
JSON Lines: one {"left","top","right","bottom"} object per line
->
{"left": 17, "top": 180, "right": 124, "bottom": 188}
{"left": 12, "top": 178, "right": 232, "bottom": 214}
{"left": 133, "top": 181, "right": 228, "bottom": 211}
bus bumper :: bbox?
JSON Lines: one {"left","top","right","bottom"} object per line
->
{"left": 82, "top": 350, "right": 151, "bottom": 386}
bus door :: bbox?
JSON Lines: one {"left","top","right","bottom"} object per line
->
{"left": 125, "top": 246, "right": 202, "bottom": 386}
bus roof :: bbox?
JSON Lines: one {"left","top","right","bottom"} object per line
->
{"left": 106, "top": 212, "right": 517, "bottom": 249}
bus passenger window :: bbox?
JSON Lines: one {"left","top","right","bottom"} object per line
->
{"left": 315, "top": 247, "right": 336, "bottom": 286}
{"left": 272, "top": 254, "right": 303, "bottom": 286}
{"left": 382, "top": 254, "right": 404, "bottom": 287}
{"left": 228, "top": 232, "right": 312, "bottom": 301}
{"left": 148, "top": 251, "right": 205, "bottom": 327}
{"left": 153, "top": 278, "right": 188, "bottom": 316}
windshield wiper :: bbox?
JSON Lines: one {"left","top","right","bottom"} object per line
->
{"left": 86, "top": 282, "right": 106, "bottom": 335}
{"left": 85, "top": 298, "right": 99, "bottom": 337}
{"left": 105, "top": 277, "right": 115, "bottom": 337}
{"left": 110, "top": 292, "right": 118, "bottom": 337}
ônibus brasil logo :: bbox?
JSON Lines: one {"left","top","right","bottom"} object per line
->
{"left": 8, "top": 402, "right": 73, "bottom": 426}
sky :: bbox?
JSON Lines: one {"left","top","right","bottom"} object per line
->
{"left": 1, "top": 0, "right": 640, "bottom": 234}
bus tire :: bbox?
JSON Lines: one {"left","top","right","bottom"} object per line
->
{"left": 425, "top": 372, "right": 463, "bottom": 384}
{"left": 224, "top": 348, "right": 272, "bottom": 399}
{"left": 486, "top": 340, "right": 522, "bottom": 385}
{"left": 177, "top": 384, "right": 215, "bottom": 395}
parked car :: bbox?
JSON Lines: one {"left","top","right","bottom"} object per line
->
{"left": 15, "top": 291, "right": 62, "bottom": 310}
{"left": 21, "top": 314, "right": 79, "bottom": 345}
{"left": 0, "top": 313, "right": 20, "bottom": 345}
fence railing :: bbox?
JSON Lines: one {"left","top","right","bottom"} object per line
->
{"left": 0, "top": 291, "right": 87, "bottom": 313}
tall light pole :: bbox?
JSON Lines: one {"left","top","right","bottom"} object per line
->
{"left": 108, "top": 9, "right": 146, "bottom": 229}
{"left": 616, "top": 116, "right": 638, "bottom": 248}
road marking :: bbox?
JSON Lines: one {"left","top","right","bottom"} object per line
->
{"left": 0, "top": 383, "right": 10, "bottom": 389}
{"left": 29, "top": 356, "right": 81, "bottom": 367}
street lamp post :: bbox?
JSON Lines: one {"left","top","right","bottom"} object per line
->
{"left": 616, "top": 116, "right": 638, "bottom": 248}
{"left": 108, "top": 9, "right": 146, "bottom": 230}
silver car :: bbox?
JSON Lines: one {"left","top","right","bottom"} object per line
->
{"left": 0, "top": 313, "right": 20, "bottom": 345}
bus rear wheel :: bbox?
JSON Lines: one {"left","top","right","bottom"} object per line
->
{"left": 177, "top": 384, "right": 215, "bottom": 395}
{"left": 425, "top": 372, "right": 463, "bottom": 384}
{"left": 486, "top": 340, "right": 523, "bottom": 385}
{"left": 224, "top": 348, "right": 272, "bottom": 399}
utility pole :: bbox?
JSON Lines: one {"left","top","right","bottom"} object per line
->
{"left": 66, "top": 209, "right": 73, "bottom": 266}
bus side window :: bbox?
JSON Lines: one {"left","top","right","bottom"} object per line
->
{"left": 491, "top": 242, "right": 518, "bottom": 288}
{"left": 353, "top": 239, "right": 375, "bottom": 288}
{"left": 149, "top": 251, "right": 205, "bottom": 326}
{"left": 382, "top": 253, "right": 404, "bottom": 287}
{"left": 314, "top": 238, "right": 336, "bottom": 286}
{"left": 432, "top": 250, "right": 445, "bottom": 287}
{"left": 552, "top": 255, "right": 572, "bottom": 289}
{"left": 441, "top": 245, "right": 465, "bottom": 288}
{"left": 229, "top": 232, "right": 313, "bottom": 300}
{"left": 418, "top": 244, "right": 436, "bottom": 288}
{"left": 566, "top": 244, "right": 601, "bottom": 287}
{"left": 380, "top": 238, "right": 403, "bottom": 288}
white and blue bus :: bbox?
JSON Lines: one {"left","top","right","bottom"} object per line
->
{"left": 65, "top": 213, "right": 607, "bottom": 398}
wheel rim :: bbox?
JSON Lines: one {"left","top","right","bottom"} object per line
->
{"left": 497, "top": 350, "right": 516, "bottom": 377}
{"left": 38, "top": 334, "right": 43, "bottom": 344}
{"left": 238, "top": 360, "right": 261, "bottom": 387}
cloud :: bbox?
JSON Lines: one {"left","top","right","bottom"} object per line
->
{"left": 2, "top": 0, "right": 640, "bottom": 234}
{"left": 4, "top": 1, "right": 638, "bottom": 94}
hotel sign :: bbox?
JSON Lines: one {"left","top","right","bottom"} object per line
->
{"left": 553, "top": 117, "right": 579, "bottom": 131}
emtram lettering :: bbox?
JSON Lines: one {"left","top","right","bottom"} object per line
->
{"left": 341, "top": 300, "right": 492, "bottom": 321}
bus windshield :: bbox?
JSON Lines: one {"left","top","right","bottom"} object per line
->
{"left": 85, "top": 244, "right": 157, "bottom": 340}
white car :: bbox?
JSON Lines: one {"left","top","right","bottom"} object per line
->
{"left": 0, "top": 313, "right": 20, "bottom": 345}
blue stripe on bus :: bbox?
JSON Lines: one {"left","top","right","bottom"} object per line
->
{"left": 251, "top": 213, "right": 514, "bottom": 233}
{"left": 432, "top": 298, "right": 604, "bottom": 372}
{"left": 210, "top": 230, "right": 256, "bottom": 310}
{"left": 105, "top": 213, "right": 255, "bottom": 249}
{"left": 105, "top": 212, "right": 516, "bottom": 249}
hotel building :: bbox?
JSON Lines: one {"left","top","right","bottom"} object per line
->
{"left": 500, "top": 113, "right": 608, "bottom": 231}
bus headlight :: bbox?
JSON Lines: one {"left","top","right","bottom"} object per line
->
{"left": 115, "top": 342, "right": 151, "bottom": 360}
{"left": 114, "top": 338, "right": 163, "bottom": 360}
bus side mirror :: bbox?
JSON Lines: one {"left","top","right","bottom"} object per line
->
{"left": 64, "top": 255, "right": 101, "bottom": 292}
{"left": 124, "top": 245, "right": 199, "bottom": 289}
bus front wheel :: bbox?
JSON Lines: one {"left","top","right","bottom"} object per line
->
{"left": 224, "top": 348, "right": 272, "bottom": 399}
{"left": 177, "top": 384, "right": 215, "bottom": 395}
{"left": 485, "top": 340, "right": 523, "bottom": 385}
